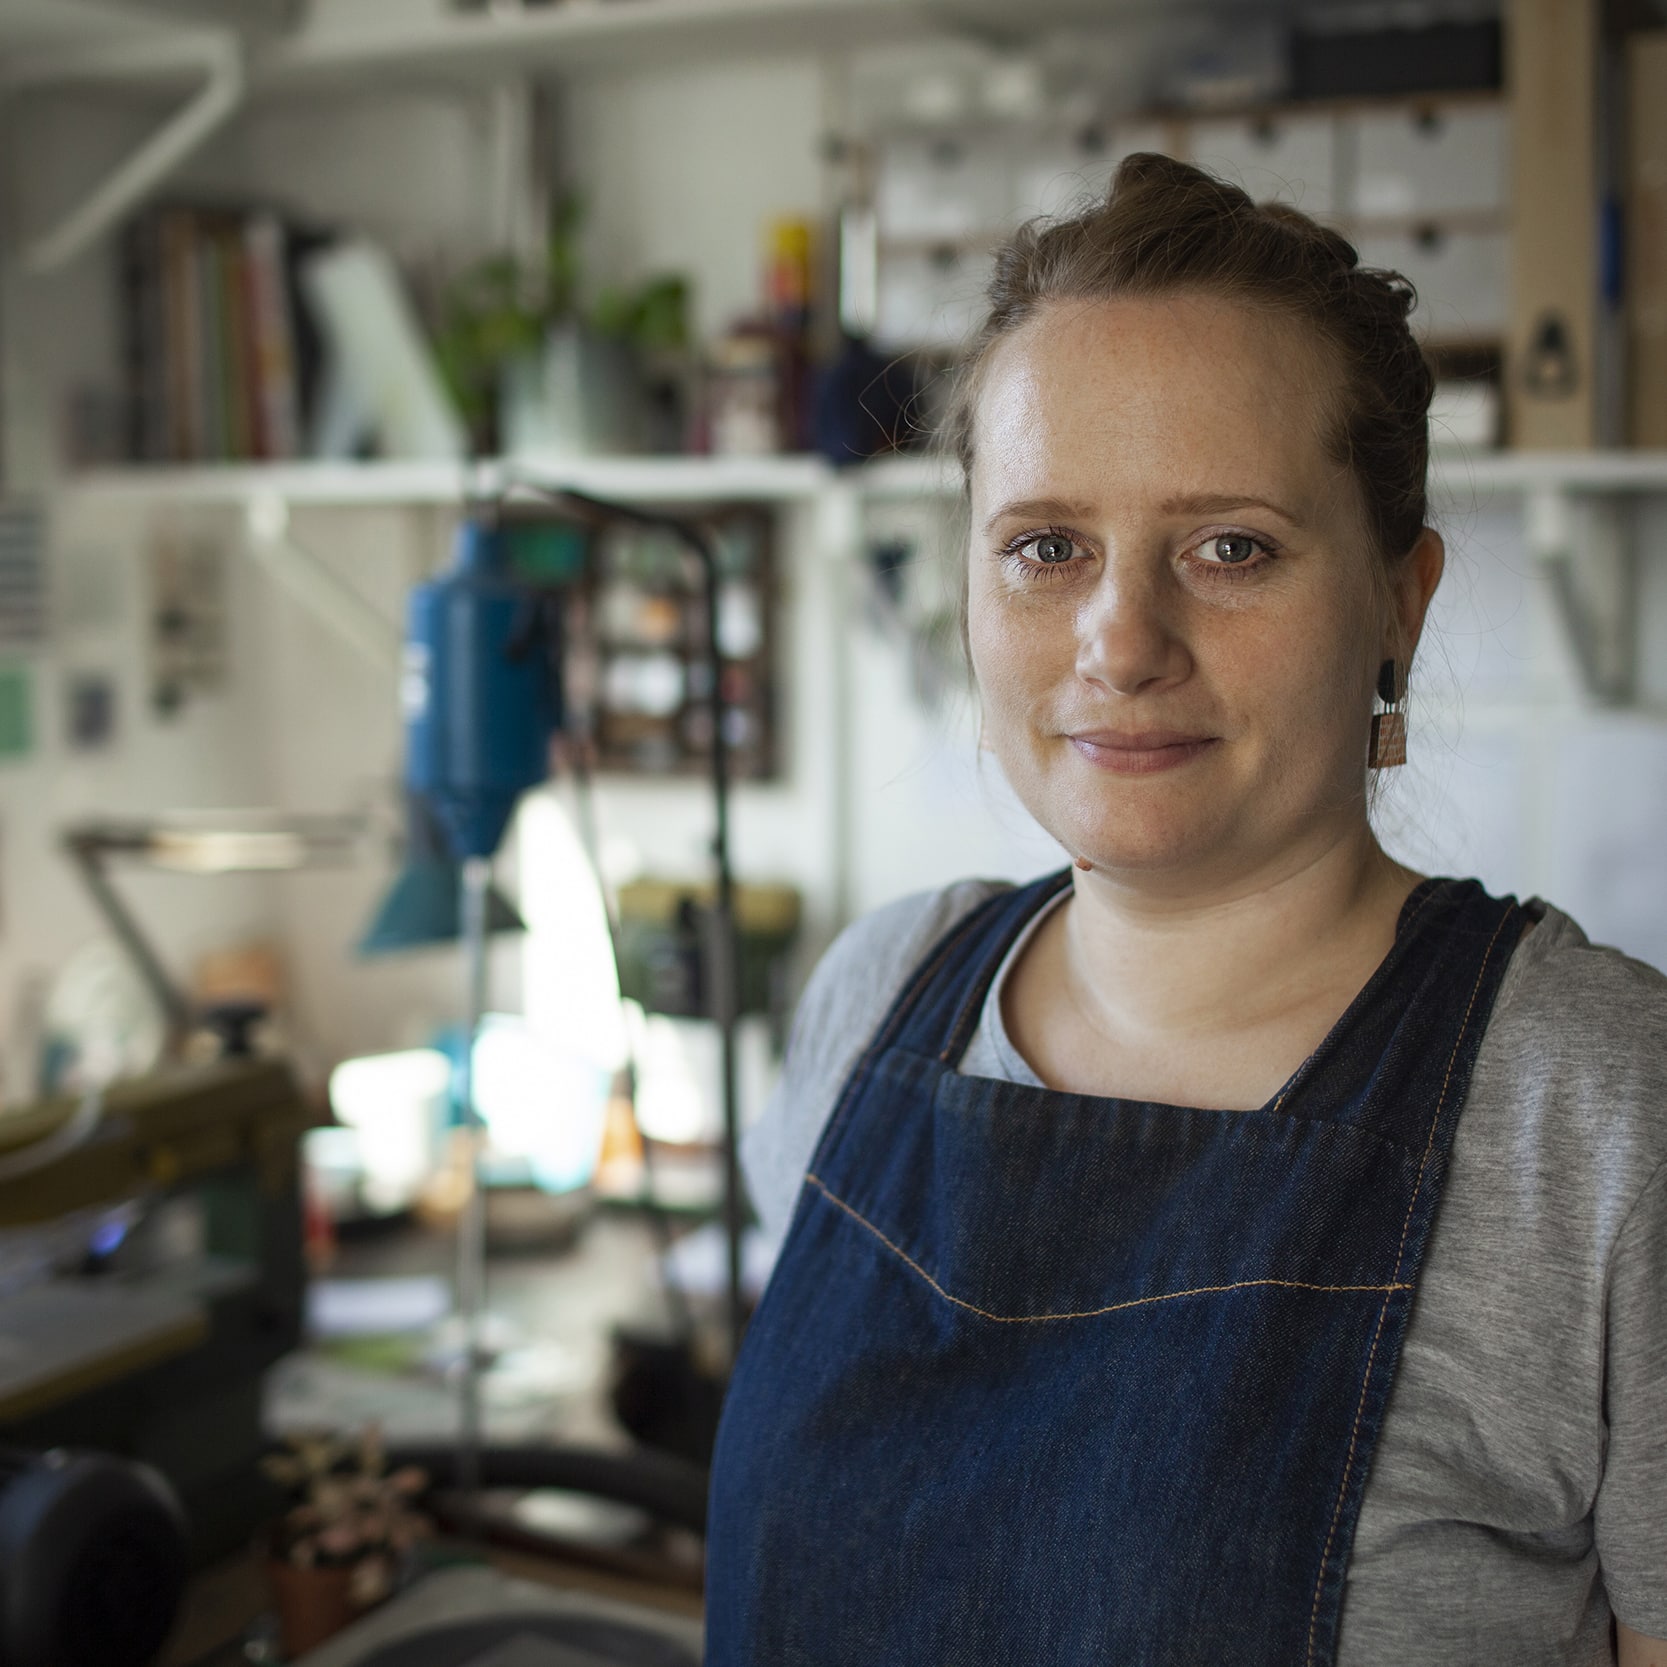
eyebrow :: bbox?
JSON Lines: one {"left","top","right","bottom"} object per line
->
{"left": 1158, "top": 492, "right": 1302, "bottom": 524}
{"left": 982, "top": 492, "right": 1302, "bottom": 534}
{"left": 981, "top": 498, "right": 1098, "bottom": 534}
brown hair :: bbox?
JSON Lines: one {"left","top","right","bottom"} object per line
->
{"left": 947, "top": 151, "right": 1435, "bottom": 572}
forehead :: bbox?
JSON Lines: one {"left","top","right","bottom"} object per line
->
{"left": 971, "top": 294, "right": 1355, "bottom": 525}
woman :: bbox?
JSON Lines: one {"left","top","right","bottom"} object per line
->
{"left": 705, "top": 154, "right": 1667, "bottom": 1666}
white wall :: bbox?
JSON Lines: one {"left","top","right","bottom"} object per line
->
{"left": 562, "top": 58, "right": 829, "bottom": 344}
{"left": 1388, "top": 489, "right": 1667, "bottom": 972}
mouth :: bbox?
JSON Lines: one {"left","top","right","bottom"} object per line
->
{"left": 1066, "top": 729, "right": 1219, "bottom": 775}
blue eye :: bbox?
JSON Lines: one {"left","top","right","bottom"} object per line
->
{"left": 1032, "top": 534, "right": 1075, "bottom": 563}
{"left": 1209, "top": 534, "right": 1258, "bottom": 564}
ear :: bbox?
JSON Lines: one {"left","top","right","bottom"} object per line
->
{"left": 1388, "top": 527, "right": 1445, "bottom": 664}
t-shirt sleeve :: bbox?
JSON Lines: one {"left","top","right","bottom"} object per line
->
{"left": 739, "top": 879, "right": 1008, "bottom": 1248}
{"left": 1593, "top": 1156, "right": 1667, "bottom": 1636}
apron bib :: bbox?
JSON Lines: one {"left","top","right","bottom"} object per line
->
{"left": 707, "top": 872, "right": 1524, "bottom": 1666}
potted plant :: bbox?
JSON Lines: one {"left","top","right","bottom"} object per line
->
{"left": 261, "top": 1427, "right": 430, "bottom": 1658}
{"left": 434, "top": 193, "right": 690, "bottom": 457}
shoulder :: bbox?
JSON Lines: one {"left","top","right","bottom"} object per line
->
{"left": 789, "top": 878, "right": 1013, "bottom": 1074}
{"left": 807, "top": 878, "right": 1013, "bottom": 1006}
{"left": 740, "top": 878, "right": 1009, "bottom": 1244}
{"left": 1491, "top": 901, "right": 1667, "bottom": 1067}
{"left": 1473, "top": 897, "right": 1667, "bottom": 1188}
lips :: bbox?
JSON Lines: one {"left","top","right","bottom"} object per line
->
{"left": 1066, "top": 728, "right": 1218, "bottom": 774}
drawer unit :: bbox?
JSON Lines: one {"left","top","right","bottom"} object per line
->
{"left": 1347, "top": 103, "right": 1508, "bottom": 219}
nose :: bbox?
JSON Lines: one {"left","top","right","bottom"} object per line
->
{"left": 1073, "top": 557, "right": 1192, "bottom": 696}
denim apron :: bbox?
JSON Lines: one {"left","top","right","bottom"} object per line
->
{"left": 706, "top": 871, "right": 1524, "bottom": 1667}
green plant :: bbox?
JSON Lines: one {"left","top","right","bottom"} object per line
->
{"left": 434, "top": 192, "right": 688, "bottom": 451}
{"left": 434, "top": 192, "right": 582, "bottom": 448}
{"left": 590, "top": 274, "right": 691, "bottom": 353}
{"left": 262, "top": 1426, "right": 430, "bottom": 1605}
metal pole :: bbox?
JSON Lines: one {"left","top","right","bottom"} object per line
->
{"left": 456, "top": 853, "right": 492, "bottom": 1500}
{"left": 501, "top": 477, "right": 748, "bottom": 1366}
{"left": 696, "top": 539, "right": 746, "bottom": 1372}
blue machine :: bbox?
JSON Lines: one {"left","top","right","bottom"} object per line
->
{"left": 402, "top": 516, "right": 561, "bottom": 865}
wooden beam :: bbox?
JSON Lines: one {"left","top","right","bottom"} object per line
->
{"left": 1507, "top": 0, "right": 1602, "bottom": 448}
{"left": 1626, "top": 33, "right": 1667, "bottom": 445}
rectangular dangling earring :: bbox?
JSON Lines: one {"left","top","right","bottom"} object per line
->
{"left": 1369, "top": 657, "right": 1407, "bottom": 769}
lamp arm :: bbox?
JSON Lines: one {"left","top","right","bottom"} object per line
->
{"left": 61, "top": 835, "right": 195, "bottom": 1052}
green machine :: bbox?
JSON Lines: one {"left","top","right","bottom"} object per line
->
{"left": 0, "top": 1059, "right": 313, "bottom": 1561}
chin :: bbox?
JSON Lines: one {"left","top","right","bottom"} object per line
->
{"left": 1039, "top": 795, "right": 1235, "bottom": 876}
{"left": 1073, "top": 828, "right": 1231, "bottom": 876}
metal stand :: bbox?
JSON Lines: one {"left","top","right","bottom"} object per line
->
{"left": 455, "top": 854, "right": 492, "bottom": 1499}
{"left": 509, "top": 476, "right": 749, "bottom": 1370}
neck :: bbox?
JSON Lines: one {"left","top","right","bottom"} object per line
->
{"left": 1062, "top": 823, "right": 1418, "bottom": 1047}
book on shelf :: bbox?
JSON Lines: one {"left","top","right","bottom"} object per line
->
{"left": 121, "top": 203, "right": 323, "bottom": 466}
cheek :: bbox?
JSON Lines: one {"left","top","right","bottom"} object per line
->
{"left": 967, "top": 579, "right": 1054, "bottom": 723}
{"left": 1228, "top": 589, "right": 1375, "bottom": 760}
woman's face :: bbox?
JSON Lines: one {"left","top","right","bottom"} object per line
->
{"left": 967, "top": 292, "right": 1435, "bottom": 893}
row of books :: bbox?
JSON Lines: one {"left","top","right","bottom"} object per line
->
{"left": 121, "top": 206, "right": 327, "bottom": 465}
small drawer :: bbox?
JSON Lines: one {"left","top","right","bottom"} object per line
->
{"left": 1011, "top": 119, "right": 1179, "bottom": 221}
{"left": 875, "top": 134, "right": 1012, "bottom": 240}
{"left": 875, "top": 246, "right": 996, "bottom": 349}
{"left": 1354, "top": 225, "right": 1509, "bottom": 340}
{"left": 1346, "top": 103, "right": 1508, "bottom": 219}
{"left": 1188, "top": 112, "right": 1338, "bottom": 216}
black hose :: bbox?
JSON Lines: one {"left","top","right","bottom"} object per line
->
{"left": 385, "top": 1442, "right": 709, "bottom": 1537}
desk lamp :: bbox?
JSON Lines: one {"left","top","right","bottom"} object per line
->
{"left": 61, "top": 813, "right": 365, "bottom": 1059}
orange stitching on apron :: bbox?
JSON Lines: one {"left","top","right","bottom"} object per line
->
{"left": 804, "top": 1172, "right": 1412, "bottom": 1324}
{"left": 1304, "top": 905, "right": 1514, "bottom": 1667}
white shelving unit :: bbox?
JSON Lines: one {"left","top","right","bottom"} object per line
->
{"left": 60, "top": 454, "right": 841, "bottom": 510}
{"left": 52, "top": 447, "right": 1667, "bottom": 713}
{"left": 57, "top": 447, "right": 1667, "bottom": 510}
{"left": 0, "top": 0, "right": 1148, "bottom": 271}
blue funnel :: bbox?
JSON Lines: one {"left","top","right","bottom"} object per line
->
{"left": 358, "top": 858, "right": 525, "bottom": 955}
{"left": 358, "top": 790, "right": 525, "bottom": 955}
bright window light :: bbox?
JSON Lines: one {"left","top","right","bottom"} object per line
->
{"left": 471, "top": 1014, "right": 607, "bottom": 1193}
{"left": 328, "top": 1047, "right": 450, "bottom": 1213}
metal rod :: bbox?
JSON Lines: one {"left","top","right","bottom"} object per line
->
{"left": 62, "top": 836, "right": 195, "bottom": 1052}
{"left": 507, "top": 476, "right": 748, "bottom": 1367}
{"left": 696, "top": 535, "right": 746, "bottom": 1374}
{"left": 456, "top": 853, "right": 492, "bottom": 1500}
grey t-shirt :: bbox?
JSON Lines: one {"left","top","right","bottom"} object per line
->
{"left": 740, "top": 879, "right": 1667, "bottom": 1665}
